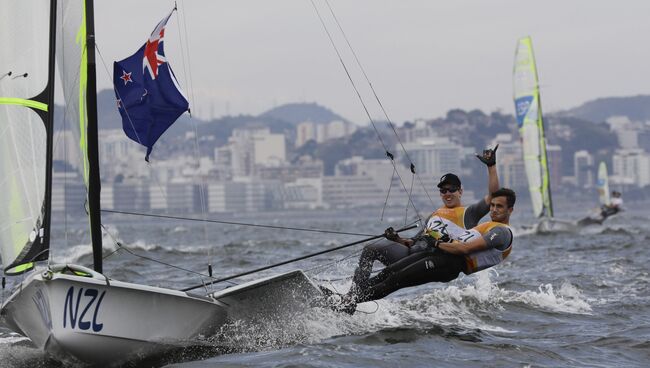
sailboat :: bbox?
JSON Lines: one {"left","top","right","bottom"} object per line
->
{"left": 577, "top": 161, "right": 620, "bottom": 226}
{"left": 0, "top": 1, "right": 320, "bottom": 365}
{"left": 512, "top": 36, "right": 573, "bottom": 233}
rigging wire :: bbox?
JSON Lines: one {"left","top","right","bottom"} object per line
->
{"left": 99, "top": 223, "right": 238, "bottom": 286}
{"left": 94, "top": 43, "right": 174, "bottom": 217}
{"left": 173, "top": 2, "right": 213, "bottom": 282}
{"left": 101, "top": 208, "right": 376, "bottom": 237}
{"left": 322, "top": 0, "right": 436, "bottom": 208}
{"left": 380, "top": 165, "right": 396, "bottom": 221}
{"left": 181, "top": 223, "right": 418, "bottom": 292}
{"left": 308, "top": 0, "right": 425, "bottom": 223}
{"left": 406, "top": 168, "right": 415, "bottom": 225}
{"left": 179, "top": 1, "right": 197, "bottom": 116}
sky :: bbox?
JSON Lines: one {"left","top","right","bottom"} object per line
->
{"left": 94, "top": 0, "right": 650, "bottom": 125}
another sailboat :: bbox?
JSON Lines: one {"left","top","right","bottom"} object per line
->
{"left": 597, "top": 161, "right": 611, "bottom": 208}
{"left": 577, "top": 161, "right": 621, "bottom": 226}
{"left": 0, "top": 1, "right": 320, "bottom": 365}
{"left": 512, "top": 36, "right": 573, "bottom": 233}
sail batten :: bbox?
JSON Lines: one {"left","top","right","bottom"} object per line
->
{"left": 513, "top": 36, "right": 553, "bottom": 218}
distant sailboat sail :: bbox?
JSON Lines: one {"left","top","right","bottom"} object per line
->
{"left": 0, "top": 0, "right": 55, "bottom": 274}
{"left": 513, "top": 36, "right": 553, "bottom": 218}
{"left": 597, "top": 161, "right": 610, "bottom": 206}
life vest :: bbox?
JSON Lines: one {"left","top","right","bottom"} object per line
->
{"left": 455, "top": 221, "right": 512, "bottom": 274}
{"left": 424, "top": 206, "right": 468, "bottom": 240}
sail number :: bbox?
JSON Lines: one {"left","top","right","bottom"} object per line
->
{"left": 63, "top": 286, "right": 106, "bottom": 332}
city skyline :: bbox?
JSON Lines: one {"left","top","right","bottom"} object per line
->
{"left": 90, "top": 0, "right": 650, "bottom": 125}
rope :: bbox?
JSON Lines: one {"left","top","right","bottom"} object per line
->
{"left": 181, "top": 223, "right": 418, "bottom": 292}
{"left": 173, "top": 3, "right": 212, "bottom": 282}
{"left": 380, "top": 165, "right": 396, "bottom": 221}
{"left": 99, "top": 224, "right": 238, "bottom": 286}
{"left": 308, "top": 0, "right": 423, "bottom": 223}
{"left": 321, "top": 0, "right": 436, "bottom": 211}
{"left": 101, "top": 208, "right": 376, "bottom": 236}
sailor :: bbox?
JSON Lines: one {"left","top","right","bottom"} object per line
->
{"left": 320, "top": 145, "right": 500, "bottom": 312}
{"left": 326, "top": 188, "right": 516, "bottom": 314}
{"left": 602, "top": 191, "right": 623, "bottom": 217}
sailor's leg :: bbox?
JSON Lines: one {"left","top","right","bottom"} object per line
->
{"left": 350, "top": 240, "right": 410, "bottom": 293}
{"left": 354, "top": 252, "right": 465, "bottom": 303}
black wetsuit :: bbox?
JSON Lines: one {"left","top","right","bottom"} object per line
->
{"left": 348, "top": 199, "right": 490, "bottom": 304}
{"left": 350, "top": 242, "right": 465, "bottom": 303}
{"left": 350, "top": 224, "right": 512, "bottom": 304}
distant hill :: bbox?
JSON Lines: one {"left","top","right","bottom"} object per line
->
{"left": 559, "top": 95, "right": 650, "bottom": 123}
{"left": 260, "top": 102, "right": 350, "bottom": 125}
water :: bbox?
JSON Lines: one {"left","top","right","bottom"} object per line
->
{"left": 1, "top": 201, "right": 649, "bottom": 367}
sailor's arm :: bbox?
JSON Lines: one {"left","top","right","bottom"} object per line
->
{"left": 437, "top": 237, "right": 487, "bottom": 255}
{"left": 437, "top": 226, "right": 511, "bottom": 255}
{"left": 383, "top": 227, "right": 415, "bottom": 247}
{"left": 476, "top": 145, "right": 500, "bottom": 205}
{"left": 485, "top": 165, "right": 500, "bottom": 205}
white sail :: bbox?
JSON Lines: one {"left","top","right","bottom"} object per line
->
{"left": 513, "top": 36, "right": 553, "bottom": 218}
{"left": 57, "top": 0, "right": 88, "bottom": 185}
{"left": 597, "top": 161, "right": 610, "bottom": 206}
{"left": 0, "top": 0, "right": 52, "bottom": 274}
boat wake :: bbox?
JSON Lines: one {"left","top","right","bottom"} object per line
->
{"left": 186, "top": 271, "right": 592, "bottom": 357}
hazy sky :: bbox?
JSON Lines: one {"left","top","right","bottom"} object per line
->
{"left": 94, "top": 0, "right": 650, "bottom": 124}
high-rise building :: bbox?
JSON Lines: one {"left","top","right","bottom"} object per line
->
{"left": 227, "top": 127, "right": 286, "bottom": 178}
{"left": 403, "top": 138, "right": 463, "bottom": 176}
{"left": 207, "top": 179, "right": 269, "bottom": 213}
{"left": 612, "top": 149, "right": 650, "bottom": 187}
{"left": 296, "top": 121, "right": 316, "bottom": 148}
{"left": 574, "top": 150, "right": 594, "bottom": 188}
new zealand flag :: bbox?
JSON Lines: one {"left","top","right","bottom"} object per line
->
{"left": 113, "top": 9, "right": 188, "bottom": 161}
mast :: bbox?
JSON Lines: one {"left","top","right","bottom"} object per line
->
{"left": 41, "top": 0, "right": 57, "bottom": 263}
{"left": 531, "top": 44, "right": 554, "bottom": 218}
{"left": 85, "top": 0, "right": 103, "bottom": 273}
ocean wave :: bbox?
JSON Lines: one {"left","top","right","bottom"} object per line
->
{"left": 509, "top": 281, "right": 592, "bottom": 314}
{"left": 392, "top": 272, "right": 592, "bottom": 320}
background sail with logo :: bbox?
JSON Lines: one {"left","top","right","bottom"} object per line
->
{"left": 513, "top": 36, "right": 553, "bottom": 219}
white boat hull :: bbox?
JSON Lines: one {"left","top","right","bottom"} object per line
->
{"left": 1, "top": 264, "right": 228, "bottom": 365}
{"left": 210, "top": 270, "right": 323, "bottom": 320}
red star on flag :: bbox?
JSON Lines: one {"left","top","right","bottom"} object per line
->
{"left": 120, "top": 70, "right": 133, "bottom": 85}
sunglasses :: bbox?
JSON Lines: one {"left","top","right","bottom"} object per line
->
{"left": 439, "top": 187, "right": 459, "bottom": 194}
